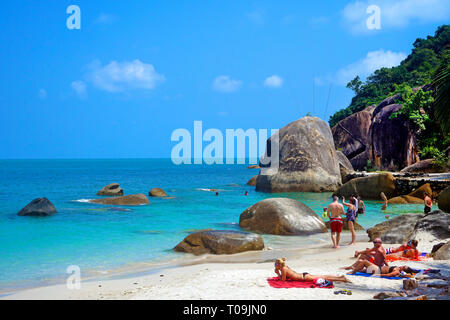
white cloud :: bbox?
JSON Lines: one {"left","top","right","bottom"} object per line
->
{"left": 342, "top": 0, "right": 450, "bottom": 33}
{"left": 37, "top": 89, "right": 47, "bottom": 99}
{"left": 318, "top": 49, "right": 407, "bottom": 86}
{"left": 264, "top": 75, "right": 283, "bottom": 88}
{"left": 95, "top": 13, "right": 117, "bottom": 25}
{"left": 71, "top": 80, "right": 87, "bottom": 98}
{"left": 87, "top": 60, "right": 165, "bottom": 92}
{"left": 212, "top": 75, "right": 242, "bottom": 93}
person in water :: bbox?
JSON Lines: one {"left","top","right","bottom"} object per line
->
{"left": 380, "top": 192, "right": 388, "bottom": 210}
{"left": 352, "top": 238, "right": 388, "bottom": 270}
{"left": 327, "top": 195, "right": 346, "bottom": 248}
{"left": 274, "top": 258, "right": 351, "bottom": 283}
{"left": 424, "top": 192, "right": 432, "bottom": 214}
{"left": 343, "top": 259, "right": 414, "bottom": 277}
{"left": 356, "top": 195, "right": 365, "bottom": 219}
{"left": 341, "top": 196, "right": 356, "bottom": 245}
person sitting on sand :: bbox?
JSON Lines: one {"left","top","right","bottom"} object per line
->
{"left": 380, "top": 192, "right": 388, "bottom": 210}
{"left": 341, "top": 197, "right": 356, "bottom": 245}
{"left": 424, "top": 192, "right": 432, "bottom": 214}
{"left": 274, "top": 258, "right": 351, "bottom": 283}
{"left": 353, "top": 238, "right": 388, "bottom": 269}
{"left": 342, "top": 259, "right": 414, "bottom": 278}
{"left": 327, "top": 196, "right": 346, "bottom": 248}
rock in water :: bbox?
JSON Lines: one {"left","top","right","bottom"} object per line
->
{"left": 97, "top": 183, "right": 124, "bottom": 196}
{"left": 18, "top": 198, "right": 57, "bottom": 216}
{"left": 334, "top": 173, "right": 398, "bottom": 199}
{"left": 367, "top": 213, "right": 425, "bottom": 243}
{"left": 256, "top": 116, "right": 341, "bottom": 193}
{"left": 388, "top": 183, "right": 432, "bottom": 204}
{"left": 90, "top": 194, "right": 149, "bottom": 206}
{"left": 433, "top": 240, "right": 450, "bottom": 260}
{"left": 174, "top": 230, "right": 264, "bottom": 255}
{"left": 438, "top": 186, "right": 450, "bottom": 213}
{"left": 239, "top": 198, "right": 327, "bottom": 235}
{"left": 247, "top": 175, "right": 257, "bottom": 186}
{"left": 149, "top": 188, "right": 168, "bottom": 197}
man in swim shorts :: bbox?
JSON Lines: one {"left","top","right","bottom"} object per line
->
{"left": 353, "top": 238, "right": 388, "bottom": 272}
{"left": 327, "top": 196, "right": 346, "bottom": 248}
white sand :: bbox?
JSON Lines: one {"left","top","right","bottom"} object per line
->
{"left": 3, "top": 238, "right": 449, "bottom": 300}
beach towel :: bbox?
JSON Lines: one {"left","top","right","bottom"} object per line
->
{"left": 267, "top": 277, "right": 334, "bottom": 289}
{"left": 385, "top": 252, "right": 430, "bottom": 262}
{"left": 349, "top": 272, "right": 404, "bottom": 280}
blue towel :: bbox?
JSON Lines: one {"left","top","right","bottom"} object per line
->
{"left": 349, "top": 272, "right": 403, "bottom": 280}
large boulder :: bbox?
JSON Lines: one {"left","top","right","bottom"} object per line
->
{"left": 334, "top": 173, "right": 398, "bottom": 199}
{"left": 90, "top": 194, "right": 149, "bottom": 206}
{"left": 247, "top": 175, "right": 257, "bottom": 186}
{"left": 256, "top": 116, "right": 341, "bottom": 193}
{"left": 410, "top": 210, "right": 450, "bottom": 244}
{"left": 174, "top": 230, "right": 264, "bottom": 255}
{"left": 433, "top": 241, "right": 450, "bottom": 260}
{"left": 368, "top": 103, "right": 420, "bottom": 171}
{"left": 336, "top": 150, "right": 354, "bottom": 184}
{"left": 239, "top": 198, "right": 327, "bottom": 235}
{"left": 332, "top": 107, "right": 373, "bottom": 170}
{"left": 149, "top": 188, "right": 168, "bottom": 197}
{"left": 438, "top": 186, "right": 450, "bottom": 213}
{"left": 97, "top": 183, "right": 124, "bottom": 197}
{"left": 17, "top": 198, "right": 57, "bottom": 217}
{"left": 367, "top": 213, "right": 425, "bottom": 243}
{"left": 388, "top": 183, "right": 432, "bottom": 204}
{"left": 400, "top": 159, "right": 449, "bottom": 173}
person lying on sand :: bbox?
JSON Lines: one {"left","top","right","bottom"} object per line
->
{"left": 274, "top": 258, "right": 351, "bottom": 283}
{"left": 342, "top": 260, "right": 415, "bottom": 278}
{"left": 385, "top": 240, "right": 419, "bottom": 258}
{"left": 353, "top": 238, "right": 388, "bottom": 268}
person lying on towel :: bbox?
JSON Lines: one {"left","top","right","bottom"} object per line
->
{"left": 274, "top": 258, "right": 351, "bottom": 283}
{"left": 341, "top": 259, "right": 415, "bottom": 278}
{"left": 385, "top": 240, "right": 419, "bottom": 259}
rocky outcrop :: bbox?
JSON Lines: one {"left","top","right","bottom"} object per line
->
{"left": 247, "top": 176, "right": 257, "bottom": 186}
{"left": 367, "top": 214, "right": 425, "bottom": 243}
{"left": 433, "top": 241, "right": 450, "bottom": 260}
{"left": 97, "top": 183, "right": 124, "bottom": 196}
{"left": 438, "top": 186, "right": 450, "bottom": 213}
{"left": 336, "top": 150, "right": 354, "bottom": 184}
{"left": 388, "top": 183, "right": 432, "bottom": 204}
{"left": 17, "top": 198, "right": 57, "bottom": 216}
{"left": 239, "top": 198, "right": 327, "bottom": 235}
{"left": 324, "top": 220, "right": 364, "bottom": 231}
{"left": 149, "top": 188, "right": 168, "bottom": 197}
{"left": 332, "top": 107, "right": 373, "bottom": 170}
{"left": 400, "top": 159, "right": 449, "bottom": 173}
{"left": 256, "top": 116, "right": 341, "bottom": 193}
{"left": 90, "top": 194, "right": 149, "bottom": 206}
{"left": 334, "top": 173, "right": 398, "bottom": 199}
{"left": 367, "top": 210, "right": 450, "bottom": 244}
{"left": 174, "top": 230, "right": 264, "bottom": 255}
{"left": 368, "top": 103, "right": 420, "bottom": 171}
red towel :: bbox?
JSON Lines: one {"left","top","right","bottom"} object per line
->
{"left": 267, "top": 277, "right": 334, "bottom": 289}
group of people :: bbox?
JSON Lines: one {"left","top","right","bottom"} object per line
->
{"left": 326, "top": 194, "right": 364, "bottom": 248}
{"left": 273, "top": 238, "right": 420, "bottom": 283}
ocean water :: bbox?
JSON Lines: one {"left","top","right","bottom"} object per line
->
{"left": 0, "top": 159, "right": 424, "bottom": 291}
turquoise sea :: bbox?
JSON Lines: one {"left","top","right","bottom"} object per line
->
{"left": 0, "top": 159, "right": 424, "bottom": 292}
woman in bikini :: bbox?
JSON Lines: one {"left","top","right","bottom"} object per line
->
{"left": 385, "top": 240, "right": 419, "bottom": 259}
{"left": 342, "top": 197, "right": 356, "bottom": 245}
{"left": 342, "top": 259, "right": 414, "bottom": 277}
{"left": 274, "top": 258, "right": 351, "bottom": 283}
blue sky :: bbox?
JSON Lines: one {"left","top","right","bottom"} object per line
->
{"left": 0, "top": 0, "right": 449, "bottom": 159}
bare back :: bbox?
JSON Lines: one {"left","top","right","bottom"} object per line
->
{"left": 328, "top": 202, "right": 345, "bottom": 218}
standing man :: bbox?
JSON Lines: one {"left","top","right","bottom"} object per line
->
{"left": 327, "top": 196, "right": 346, "bottom": 249}
{"left": 424, "top": 192, "right": 432, "bottom": 214}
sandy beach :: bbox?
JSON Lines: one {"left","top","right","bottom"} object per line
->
{"left": 3, "top": 232, "right": 448, "bottom": 300}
